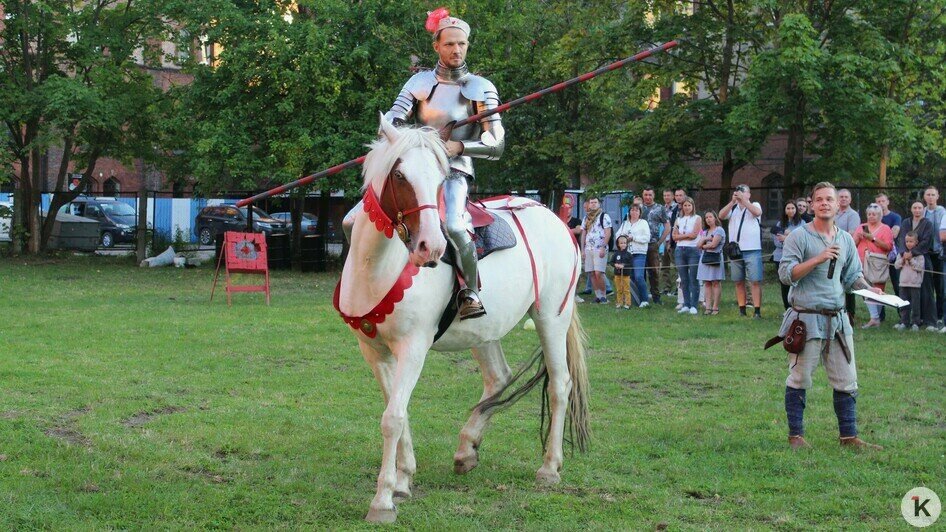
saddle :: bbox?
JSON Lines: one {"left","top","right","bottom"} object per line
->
{"left": 440, "top": 197, "right": 519, "bottom": 265}
{"left": 434, "top": 195, "right": 542, "bottom": 342}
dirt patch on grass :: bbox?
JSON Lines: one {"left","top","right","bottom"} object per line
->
{"left": 122, "top": 406, "right": 186, "bottom": 428}
{"left": 44, "top": 406, "right": 91, "bottom": 446}
{"left": 182, "top": 465, "right": 229, "bottom": 484}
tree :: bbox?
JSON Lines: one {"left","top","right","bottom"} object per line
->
{"left": 0, "top": 0, "right": 171, "bottom": 254}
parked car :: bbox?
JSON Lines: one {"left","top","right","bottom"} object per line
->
{"left": 270, "top": 212, "right": 341, "bottom": 241}
{"left": 0, "top": 201, "right": 12, "bottom": 242}
{"left": 193, "top": 205, "right": 289, "bottom": 246}
{"left": 58, "top": 196, "right": 137, "bottom": 248}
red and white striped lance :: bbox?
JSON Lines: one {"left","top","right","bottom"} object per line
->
{"left": 237, "top": 40, "right": 679, "bottom": 207}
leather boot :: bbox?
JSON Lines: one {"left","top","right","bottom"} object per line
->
{"left": 457, "top": 288, "right": 486, "bottom": 320}
{"left": 788, "top": 435, "right": 811, "bottom": 450}
{"left": 839, "top": 436, "right": 883, "bottom": 450}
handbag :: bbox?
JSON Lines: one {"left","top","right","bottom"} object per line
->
{"left": 863, "top": 250, "right": 890, "bottom": 284}
{"left": 764, "top": 318, "right": 807, "bottom": 354}
{"left": 701, "top": 251, "right": 722, "bottom": 266}
{"left": 724, "top": 208, "right": 748, "bottom": 260}
{"left": 782, "top": 319, "right": 807, "bottom": 354}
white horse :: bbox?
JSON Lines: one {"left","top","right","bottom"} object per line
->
{"left": 336, "top": 116, "right": 589, "bottom": 523}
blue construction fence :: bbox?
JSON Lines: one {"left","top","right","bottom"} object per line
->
{"left": 0, "top": 191, "right": 353, "bottom": 245}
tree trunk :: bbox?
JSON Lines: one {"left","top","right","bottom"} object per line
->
{"left": 11, "top": 157, "right": 30, "bottom": 256}
{"left": 783, "top": 92, "right": 806, "bottom": 197}
{"left": 41, "top": 151, "right": 100, "bottom": 251}
{"left": 28, "top": 147, "right": 44, "bottom": 254}
{"left": 719, "top": 149, "right": 736, "bottom": 210}
{"left": 878, "top": 143, "right": 889, "bottom": 189}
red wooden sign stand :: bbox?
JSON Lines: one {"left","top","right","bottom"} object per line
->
{"left": 211, "top": 231, "right": 271, "bottom": 305}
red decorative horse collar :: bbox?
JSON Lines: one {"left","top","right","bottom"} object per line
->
{"left": 333, "top": 261, "right": 420, "bottom": 338}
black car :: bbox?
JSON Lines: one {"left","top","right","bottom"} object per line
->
{"left": 59, "top": 197, "right": 138, "bottom": 248}
{"left": 194, "top": 205, "right": 289, "bottom": 245}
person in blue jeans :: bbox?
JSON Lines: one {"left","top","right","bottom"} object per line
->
{"left": 672, "top": 197, "right": 703, "bottom": 315}
{"left": 615, "top": 204, "right": 652, "bottom": 308}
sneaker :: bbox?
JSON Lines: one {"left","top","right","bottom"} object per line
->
{"left": 580, "top": 289, "right": 592, "bottom": 295}
{"left": 623, "top": 305, "right": 630, "bottom": 309}
{"left": 688, "top": 307, "right": 698, "bottom": 315}
{"left": 893, "top": 323, "right": 906, "bottom": 331}
{"left": 615, "top": 303, "right": 622, "bottom": 308}
{"left": 639, "top": 301, "right": 650, "bottom": 308}
{"left": 926, "top": 325, "right": 939, "bottom": 332}
{"left": 675, "top": 303, "right": 684, "bottom": 311}
{"left": 606, "top": 289, "right": 614, "bottom": 296}
{"left": 940, "top": 326, "right": 946, "bottom": 334}
{"left": 574, "top": 296, "right": 585, "bottom": 303}
{"left": 911, "top": 325, "right": 920, "bottom": 331}
{"left": 677, "top": 306, "right": 689, "bottom": 314}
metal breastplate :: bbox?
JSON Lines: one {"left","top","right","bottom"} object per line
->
{"left": 416, "top": 83, "right": 479, "bottom": 176}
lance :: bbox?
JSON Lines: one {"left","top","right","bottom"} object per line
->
{"left": 236, "top": 40, "right": 679, "bottom": 207}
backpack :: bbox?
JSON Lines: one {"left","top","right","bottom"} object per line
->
{"left": 598, "top": 212, "right": 615, "bottom": 251}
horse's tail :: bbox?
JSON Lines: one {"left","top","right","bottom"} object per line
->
{"left": 473, "top": 308, "right": 590, "bottom": 453}
{"left": 566, "top": 308, "right": 590, "bottom": 453}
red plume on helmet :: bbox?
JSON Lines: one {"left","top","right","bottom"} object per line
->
{"left": 425, "top": 7, "right": 450, "bottom": 33}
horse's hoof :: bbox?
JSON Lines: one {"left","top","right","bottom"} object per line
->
{"left": 365, "top": 507, "right": 397, "bottom": 524}
{"left": 393, "top": 489, "right": 412, "bottom": 503}
{"left": 453, "top": 452, "right": 479, "bottom": 474}
{"left": 535, "top": 469, "right": 561, "bottom": 486}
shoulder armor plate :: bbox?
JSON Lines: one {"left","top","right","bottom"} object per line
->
{"left": 404, "top": 70, "right": 438, "bottom": 101}
{"left": 458, "top": 74, "right": 497, "bottom": 103}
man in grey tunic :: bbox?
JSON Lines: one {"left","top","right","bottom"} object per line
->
{"left": 343, "top": 12, "right": 504, "bottom": 320}
{"left": 777, "top": 182, "right": 883, "bottom": 451}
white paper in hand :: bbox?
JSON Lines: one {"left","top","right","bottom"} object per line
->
{"left": 853, "top": 289, "right": 909, "bottom": 308}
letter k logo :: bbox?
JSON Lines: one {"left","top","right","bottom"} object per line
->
{"left": 914, "top": 496, "right": 931, "bottom": 517}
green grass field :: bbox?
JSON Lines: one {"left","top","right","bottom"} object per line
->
{"left": 0, "top": 256, "right": 943, "bottom": 529}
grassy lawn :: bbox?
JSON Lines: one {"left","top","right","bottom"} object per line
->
{"left": 0, "top": 256, "right": 943, "bottom": 529}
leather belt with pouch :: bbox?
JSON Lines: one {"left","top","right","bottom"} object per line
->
{"left": 764, "top": 307, "right": 852, "bottom": 362}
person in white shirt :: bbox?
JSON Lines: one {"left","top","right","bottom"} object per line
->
{"left": 720, "top": 184, "right": 764, "bottom": 318}
{"left": 672, "top": 197, "right": 702, "bottom": 314}
{"left": 615, "top": 204, "right": 652, "bottom": 307}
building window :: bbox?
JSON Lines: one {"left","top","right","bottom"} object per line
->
{"left": 103, "top": 177, "right": 121, "bottom": 196}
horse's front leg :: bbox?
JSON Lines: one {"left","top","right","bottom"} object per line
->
{"left": 358, "top": 340, "right": 417, "bottom": 504}
{"left": 454, "top": 341, "right": 512, "bottom": 474}
{"left": 365, "top": 338, "right": 429, "bottom": 524}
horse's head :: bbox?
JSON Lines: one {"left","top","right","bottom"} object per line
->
{"left": 363, "top": 115, "right": 451, "bottom": 267}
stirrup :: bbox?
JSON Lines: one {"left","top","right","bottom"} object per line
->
{"left": 457, "top": 288, "right": 486, "bottom": 320}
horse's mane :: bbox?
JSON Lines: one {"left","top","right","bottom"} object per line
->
{"left": 361, "top": 126, "right": 450, "bottom": 193}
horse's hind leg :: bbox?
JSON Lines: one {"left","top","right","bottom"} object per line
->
{"left": 454, "top": 340, "right": 512, "bottom": 474}
{"left": 530, "top": 312, "right": 572, "bottom": 485}
{"left": 358, "top": 340, "right": 418, "bottom": 515}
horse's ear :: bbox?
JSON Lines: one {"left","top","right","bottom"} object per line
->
{"left": 439, "top": 121, "right": 457, "bottom": 143}
{"left": 378, "top": 112, "right": 399, "bottom": 144}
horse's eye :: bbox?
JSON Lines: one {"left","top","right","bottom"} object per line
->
{"left": 394, "top": 170, "right": 406, "bottom": 180}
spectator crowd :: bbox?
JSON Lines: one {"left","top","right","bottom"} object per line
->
{"left": 569, "top": 185, "right": 946, "bottom": 334}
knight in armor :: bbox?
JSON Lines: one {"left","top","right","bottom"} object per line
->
{"left": 342, "top": 11, "right": 505, "bottom": 320}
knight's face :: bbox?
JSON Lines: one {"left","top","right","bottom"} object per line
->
{"left": 434, "top": 28, "right": 468, "bottom": 69}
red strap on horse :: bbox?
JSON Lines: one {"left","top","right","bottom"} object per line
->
{"left": 488, "top": 199, "right": 543, "bottom": 312}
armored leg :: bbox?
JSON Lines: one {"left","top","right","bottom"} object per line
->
{"left": 444, "top": 171, "right": 485, "bottom": 319}
{"left": 342, "top": 200, "right": 362, "bottom": 244}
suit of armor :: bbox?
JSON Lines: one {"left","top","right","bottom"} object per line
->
{"left": 344, "top": 61, "right": 505, "bottom": 318}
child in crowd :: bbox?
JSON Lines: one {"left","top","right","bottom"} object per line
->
{"left": 609, "top": 235, "right": 634, "bottom": 309}
{"left": 894, "top": 231, "right": 926, "bottom": 331}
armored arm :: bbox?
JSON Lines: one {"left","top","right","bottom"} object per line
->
{"left": 461, "top": 79, "right": 504, "bottom": 160}
{"left": 383, "top": 84, "right": 416, "bottom": 126}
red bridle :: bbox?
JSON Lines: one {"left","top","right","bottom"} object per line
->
{"left": 362, "top": 173, "right": 438, "bottom": 244}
